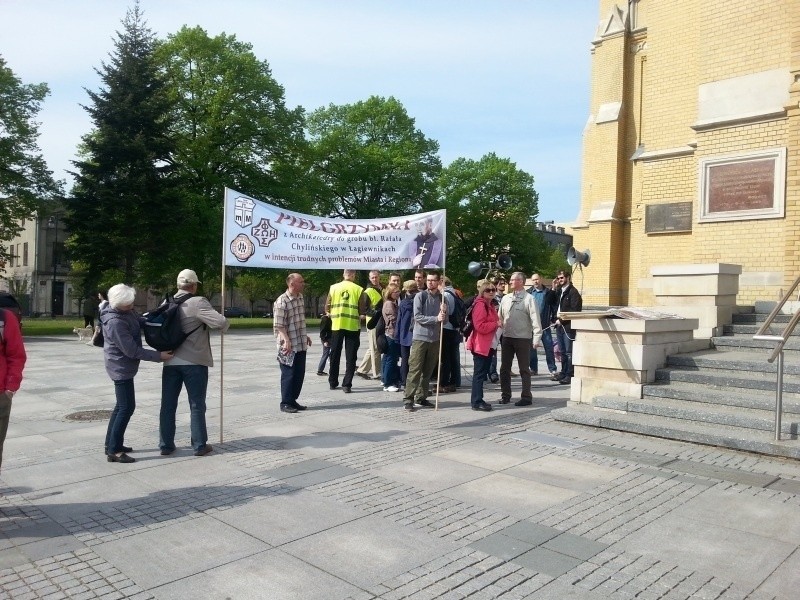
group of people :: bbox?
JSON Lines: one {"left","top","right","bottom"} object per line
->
{"left": 0, "top": 265, "right": 581, "bottom": 471}
{"left": 274, "top": 267, "right": 582, "bottom": 415}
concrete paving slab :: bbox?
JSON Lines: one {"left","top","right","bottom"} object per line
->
{"left": 509, "top": 431, "right": 587, "bottom": 449}
{"left": 154, "top": 548, "right": 362, "bottom": 600}
{"left": 579, "top": 443, "right": 673, "bottom": 466}
{"left": 469, "top": 532, "right": 535, "bottom": 560}
{"left": 214, "top": 489, "right": 365, "bottom": 546}
{"left": 504, "top": 454, "right": 627, "bottom": 492}
{"left": 371, "top": 455, "right": 492, "bottom": 493}
{"left": 440, "top": 472, "right": 581, "bottom": 519}
{"left": 753, "top": 546, "right": 800, "bottom": 600}
{"left": 1, "top": 454, "right": 142, "bottom": 490}
{"left": 664, "top": 459, "right": 780, "bottom": 487}
{"left": 513, "top": 546, "right": 583, "bottom": 577}
{"left": 432, "top": 439, "right": 543, "bottom": 471}
{"left": 277, "top": 465, "right": 358, "bottom": 487}
{"left": 128, "top": 454, "right": 255, "bottom": 491}
{"left": 281, "top": 514, "right": 459, "bottom": 588}
{"left": 622, "top": 514, "right": 796, "bottom": 589}
{"left": 767, "top": 477, "right": 800, "bottom": 494}
{"left": 92, "top": 514, "right": 270, "bottom": 588}
{"left": 498, "top": 521, "right": 561, "bottom": 546}
{"left": 541, "top": 532, "right": 608, "bottom": 560}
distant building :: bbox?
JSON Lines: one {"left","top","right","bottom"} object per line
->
{"left": 536, "top": 222, "right": 573, "bottom": 253}
{"left": 1, "top": 212, "right": 75, "bottom": 316}
{"left": 571, "top": 0, "right": 799, "bottom": 306}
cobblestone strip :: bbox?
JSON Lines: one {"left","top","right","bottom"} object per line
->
{"left": 0, "top": 490, "right": 53, "bottom": 535}
{"left": 0, "top": 547, "right": 154, "bottom": 599}
{"left": 356, "top": 547, "right": 553, "bottom": 600}
{"left": 58, "top": 474, "right": 293, "bottom": 546}
{"left": 310, "top": 473, "right": 518, "bottom": 543}
{"left": 532, "top": 470, "right": 708, "bottom": 544}
{"left": 563, "top": 548, "right": 776, "bottom": 600}
{"left": 326, "top": 430, "right": 473, "bottom": 470}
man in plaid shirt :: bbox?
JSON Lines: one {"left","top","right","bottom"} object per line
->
{"left": 273, "top": 273, "right": 312, "bottom": 413}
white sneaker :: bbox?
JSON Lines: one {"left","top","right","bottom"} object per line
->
{"left": 384, "top": 386, "right": 400, "bottom": 392}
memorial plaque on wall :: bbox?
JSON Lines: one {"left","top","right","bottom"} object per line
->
{"left": 645, "top": 202, "right": 693, "bottom": 234}
{"left": 708, "top": 159, "right": 774, "bottom": 213}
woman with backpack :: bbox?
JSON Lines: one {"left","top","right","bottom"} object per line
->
{"left": 380, "top": 283, "right": 402, "bottom": 392}
{"left": 100, "top": 284, "right": 172, "bottom": 463}
{"left": 465, "top": 280, "right": 501, "bottom": 411}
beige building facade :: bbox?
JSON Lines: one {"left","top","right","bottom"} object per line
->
{"left": 572, "top": 0, "right": 800, "bottom": 307}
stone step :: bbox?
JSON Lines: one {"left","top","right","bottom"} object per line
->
{"left": 732, "top": 312, "right": 792, "bottom": 325}
{"left": 711, "top": 336, "right": 800, "bottom": 353}
{"left": 724, "top": 323, "right": 800, "bottom": 337}
{"left": 552, "top": 404, "right": 800, "bottom": 460}
{"left": 592, "top": 395, "right": 798, "bottom": 435}
{"left": 643, "top": 381, "right": 800, "bottom": 416}
{"left": 655, "top": 367, "right": 800, "bottom": 394}
{"left": 666, "top": 350, "right": 800, "bottom": 375}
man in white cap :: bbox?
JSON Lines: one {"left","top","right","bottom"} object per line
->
{"left": 159, "top": 269, "right": 229, "bottom": 457}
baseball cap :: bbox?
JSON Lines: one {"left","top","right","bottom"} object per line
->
{"left": 177, "top": 269, "right": 201, "bottom": 285}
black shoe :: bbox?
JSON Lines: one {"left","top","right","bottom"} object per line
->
{"left": 343, "top": 386, "right": 352, "bottom": 393}
{"left": 194, "top": 444, "right": 213, "bottom": 456}
{"left": 107, "top": 453, "right": 135, "bottom": 463}
{"left": 489, "top": 374, "right": 499, "bottom": 383}
{"left": 292, "top": 403, "right": 307, "bottom": 411}
{"left": 558, "top": 377, "right": 571, "bottom": 385}
{"left": 160, "top": 447, "right": 176, "bottom": 456}
{"left": 280, "top": 404, "right": 299, "bottom": 413}
{"left": 498, "top": 398, "right": 511, "bottom": 404}
{"left": 417, "top": 399, "right": 434, "bottom": 408}
{"left": 330, "top": 384, "right": 339, "bottom": 390}
{"left": 514, "top": 399, "right": 533, "bottom": 406}
{"left": 472, "top": 402, "right": 492, "bottom": 412}
{"left": 356, "top": 372, "right": 371, "bottom": 380}
{"left": 404, "top": 403, "right": 417, "bottom": 412}
{"left": 316, "top": 371, "right": 327, "bottom": 376}
{"left": 105, "top": 445, "right": 133, "bottom": 455}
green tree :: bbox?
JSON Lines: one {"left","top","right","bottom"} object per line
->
{"left": 156, "top": 26, "right": 307, "bottom": 282}
{"left": 0, "top": 56, "right": 61, "bottom": 266}
{"left": 306, "top": 96, "right": 441, "bottom": 219}
{"left": 236, "top": 272, "right": 271, "bottom": 316}
{"left": 433, "top": 153, "right": 548, "bottom": 288}
{"left": 66, "top": 2, "right": 178, "bottom": 289}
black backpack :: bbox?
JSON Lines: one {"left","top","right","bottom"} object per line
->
{"left": 445, "top": 290, "right": 466, "bottom": 331}
{"left": 460, "top": 302, "right": 475, "bottom": 339}
{"left": 143, "top": 294, "right": 201, "bottom": 351}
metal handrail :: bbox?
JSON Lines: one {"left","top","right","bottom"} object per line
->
{"left": 752, "top": 274, "right": 800, "bottom": 440}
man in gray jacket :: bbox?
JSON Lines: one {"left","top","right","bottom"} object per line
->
{"left": 159, "top": 269, "right": 229, "bottom": 456}
{"left": 498, "top": 271, "right": 542, "bottom": 407}
{"left": 402, "top": 271, "right": 446, "bottom": 411}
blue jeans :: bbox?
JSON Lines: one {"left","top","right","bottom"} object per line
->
{"left": 556, "top": 325, "right": 574, "bottom": 378}
{"left": 280, "top": 350, "right": 307, "bottom": 407}
{"left": 317, "top": 344, "right": 331, "bottom": 373}
{"left": 381, "top": 337, "right": 401, "bottom": 388}
{"left": 106, "top": 379, "right": 135, "bottom": 454}
{"left": 530, "top": 326, "right": 557, "bottom": 374}
{"left": 471, "top": 352, "right": 492, "bottom": 407}
{"left": 160, "top": 365, "right": 209, "bottom": 452}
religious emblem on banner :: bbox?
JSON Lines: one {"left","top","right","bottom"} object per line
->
{"left": 234, "top": 196, "right": 256, "bottom": 228}
{"left": 252, "top": 218, "right": 278, "bottom": 247}
{"left": 230, "top": 233, "right": 256, "bottom": 262}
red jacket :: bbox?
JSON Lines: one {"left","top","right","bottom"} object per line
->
{"left": 1, "top": 309, "right": 26, "bottom": 393}
{"left": 466, "top": 296, "right": 499, "bottom": 357}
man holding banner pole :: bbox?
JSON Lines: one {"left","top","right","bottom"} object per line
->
{"left": 325, "top": 270, "right": 368, "bottom": 394}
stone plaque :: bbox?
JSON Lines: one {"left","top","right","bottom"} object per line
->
{"left": 708, "top": 159, "right": 774, "bottom": 213}
{"left": 645, "top": 202, "right": 692, "bottom": 234}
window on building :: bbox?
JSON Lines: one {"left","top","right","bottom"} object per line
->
{"left": 7, "top": 245, "right": 13, "bottom": 267}
{"left": 23, "top": 242, "right": 29, "bottom": 267}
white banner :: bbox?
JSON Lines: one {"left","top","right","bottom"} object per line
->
{"left": 223, "top": 188, "right": 446, "bottom": 270}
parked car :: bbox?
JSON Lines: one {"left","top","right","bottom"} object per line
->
{"left": 262, "top": 311, "right": 273, "bottom": 318}
{"left": 224, "top": 307, "right": 249, "bottom": 318}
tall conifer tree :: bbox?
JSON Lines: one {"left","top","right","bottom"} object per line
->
{"left": 67, "top": 2, "right": 177, "bottom": 287}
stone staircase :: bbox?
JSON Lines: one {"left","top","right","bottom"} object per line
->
{"left": 553, "top": 305, "right": 800, "bottom": 459}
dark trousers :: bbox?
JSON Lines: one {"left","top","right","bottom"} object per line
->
{"left": 530, "top": 326, "right": 557, "bottom": 374}
{"left": 280, "top": 350, "right": 307, "bottom": 406}
{"left": 317, "top": 344, "right": 331, "bottom": 373}
{"left": 439, "top": 329, "right": 460, "bottom": 387}
{"left": 381, "top": 337, "right": 401, "bottom": 388}
{"left": 106, "top": 378, "right": 135, "bottom": 454}
{"left": 160, "top": 365, "right": 209, "bottom": 452}
{"left": 0, "top": 392, "right": 12, "bottom": 470}
{"left": 400, "top": 344, "right": 411, "bottom": 385}
{"left": 556, "top": 325, "right": 574, "bottom": 378}
{"left": 500, "top": 337, "right": 532, "bottom": 401}
{"left": 328, "top": 329, "right": 360, "bottom": 389}
{"left": 471, "top": 351, "right": 493, "bottom": 407}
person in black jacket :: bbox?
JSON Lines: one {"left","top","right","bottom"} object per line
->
{"left": 554, "top": 270, "right": 582, "bottom": 384}
{"left": 527, "top": 273, "right": 558, "bottom": 378}
{"left": 317, "top": 311, "right": 332, "bottom": 376}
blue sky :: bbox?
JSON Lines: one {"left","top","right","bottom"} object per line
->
{"left": 1, "top": 0, "right": 599, "bottom": 223}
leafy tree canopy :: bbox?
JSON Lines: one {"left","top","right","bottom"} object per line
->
{"left": 0, "top": 55, "right": 61, "bottom": 266}
{"left": 306, "top": 96, "right": 441, "bottom": 219}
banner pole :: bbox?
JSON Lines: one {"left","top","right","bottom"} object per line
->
{"left": 220, "top": 189, "right": 228, "bottom": 444}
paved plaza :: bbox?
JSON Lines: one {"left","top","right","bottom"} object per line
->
{"left": 1, "top": 330, "right": 799, "bottom": 599}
